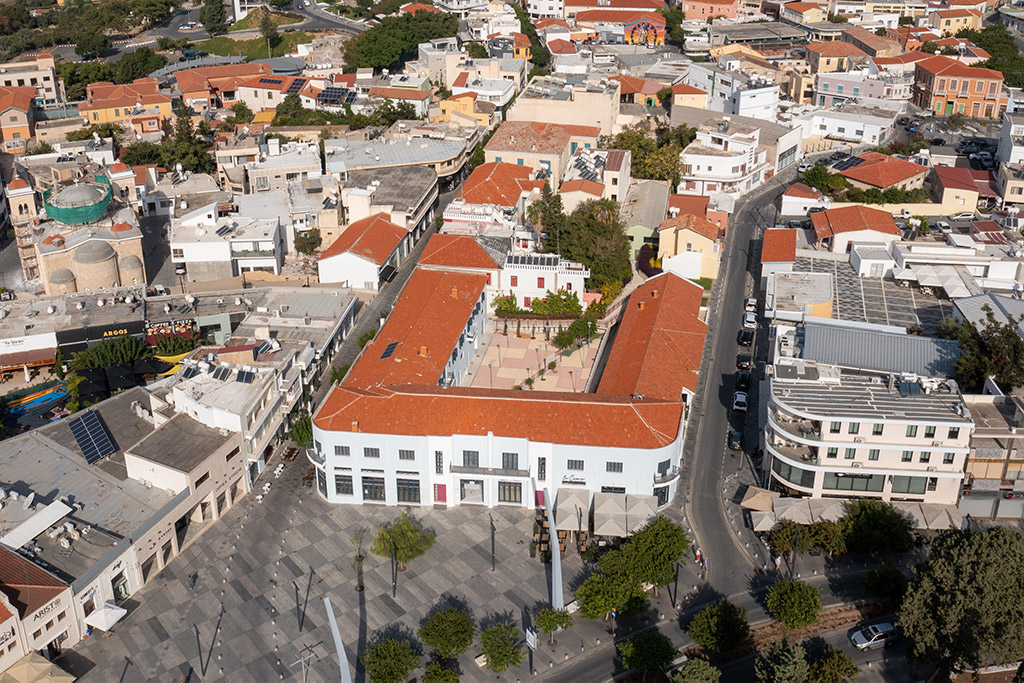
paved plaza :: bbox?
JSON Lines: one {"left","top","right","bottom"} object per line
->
{"left": 63, "top": 461, "right": 697, "bottom": 682}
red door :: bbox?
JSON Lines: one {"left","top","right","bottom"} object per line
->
{"left": 535, "top": 490, "right": 545, "bottom": 508}
{"left": 434, "top": 484, "right": 446, "bottom": 503}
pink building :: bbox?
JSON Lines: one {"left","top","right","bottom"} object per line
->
{"left": 679, "top": 0, "right": 740, "bottom": 19}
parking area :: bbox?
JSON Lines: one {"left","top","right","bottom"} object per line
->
{"left": 795, "top": 255, "right": 954, "bottom": 333}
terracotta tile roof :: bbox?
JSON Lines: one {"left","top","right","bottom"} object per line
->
{"left": 458, "top": 161, "right": 545, "bottom": 206}
{"left": 400, "top": 1, "right": 442, "bottom": 12}
{"left": 315, "top": 385, "right": 683, "bottom": 449}
{"left": 6, "top": 178, "right": 29, "bottom": 190}
{"left": 658, "top": 213, "right": 721, "bottom": 242}
{"left": 174, "top": 63, "right": 271, "bottom": 95}
{"left": 342, "top": 269, "right": 488, "bottom": 389}
{"left": 547, "top": 39, "right": 577, "bottom": 55}
{"left": 611, "top": 75, "right": 668, "bottom": 96}
{"left": 319, "top": 213, "right": 406, "bottom": 265}
{"left": 783, "top": 182, "right": 822, "bottom": 199}
{"left": 936, "top": 8, "right": 978, "bottom": 17}
{"left": 783, "top": 2, "right": 819, "bottom": 12}
{"left": 916, "top": 54, "right": 1002, "bottom": 81}
{"left": 565, "top": 0, "right": 663, "bottom": 7}
{"left": 446, "top": 92, "right": 477, "bottom": 101}
{"left": 597, "top": 273, "right": 707, "bottom": 399}
{"left": 810, "top": 205, "right": 900, "bottom": 239}
{"left": 79, "top": 78, "right": 171, "bottom": 112}
{"left": 0, "top": 86, "right": 34, "bottom": 114}
{"left": 0, "top": 546, "right": 67, "bottom": 618}
{"left": 873, "top": 51, "right": 932, "bottom": 66}
{"left": 561, "top": 178, "right": 604, "bottom": 196}
{"left": 672, "top": 83, "right": 705, "bottom": 95}
{"left": 762, "top": 228, "right": 797, "bottom": 263}
{"left": 452, "top": 72, "right": 469, "bottom": 88}
{"left": 806, "top": 41, "right": 867, "bottom": 58}
{"left": 368, "top": 86, "right": 430, "bottom": 101}
{"left": 839, "top": 152, "right": 928, "bottom": 188}
{"left": 419, "top": 234, "right": 499, "bottom": 269}
{"left": 109, "top": 162, "right": 130, "bottom": 173}
{"left": 967, "top": 169, "right": 999, "bottom": 197}
{"left": 575, "top": 9, "right": 665, "bottom": 23}
{"left": 934, "top": 165, "right": 977, "bottom": 192}
{"left": 487, "top": 121, "right": 574, "bottom": 156}
{"left": 668, "top": 193, "right": 709, "bottom": 217}
{"left": 236, "top": 74, "right": 313, "bottom": 94}
{"left": 843, "top": 25, "right": 901, "bottom": 53}
{"left": 333, "top": 73, "right": 357, "bottom": 87}
{"left": 536, "top": 18, "right": 571, "bottom": 29}
{"left": 513, "top": 32, "right": 531, "bottom": 47}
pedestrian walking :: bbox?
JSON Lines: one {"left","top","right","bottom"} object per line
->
{"left": 188, "top": 572, "right": 197, "bottom": 591}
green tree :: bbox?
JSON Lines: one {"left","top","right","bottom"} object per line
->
{"left": 465, "top": 42, "right": 487, "bottom": 58}
{"left": 510, "top": 1, "right": 548, "bottom": 67}
{"left": 479, "top": 621, "right": 523, "bottom": 672}
{"left": 765, "top": 579, "right": 821, "bottom": 629}
{"left": 617, "top": 631, "right": 678, "bottom": 677}
{"left": 535, "top": 608, "right": 573, "bottom": 646}
{"left": 71, "top": 335, "right": 148, "bottom": 370}
{"left": 343, "top": 13, "right": 458, "bottom": 70}
{"left": 423, "top": 661, "right": 459, "bottom": 683}
{"left": 330, "top": 364, "right": 350, "bottom": 385}
{"left": 76, "top": 32, "right": 111, "bottom": 58}
{"left": 687, "top": 601, "right": 749, "bottom": 654}
{"left": 361, "top": 637, "right": 420, "bottom": 683}
{"left": 672, "top": 658, "right": 721, "bottom": 683}
{"left": 861, "top": 565, "right": 908, "bottom": 604}
{"left": 540, "top": 198, "right": 630, "bottom": 289}
{"left": 656, "top": 86, "right": 673, "bottom": 106}
{"left": 810, "top": 648, "right": 859, "bottom": 683}
{"left": 294, "top": 228, "right": 322, "bottom": 255}
{"left": 659, "top": 7, "right": 686, "bottom": 44}
{"left": 621, "top": 516, "right": 690, "bottom": 596}
{"left": 23, "top": 141, "right": 54, "bottom": 156}
{"left": 754, "top": 638, "right": 809, "bottom": 683}
{"left": 199, "top": 0, "right": 226, "bottom": 34}
{"left": 259, "top": 8, "right": 278, "bottom": 59}
{"left": 290, "top": 411, "right": 313, "bottom": 448}
{"left": 231, "top": 101, "right": 254, "bottom": 124}
{"left": 810, "top": 520, "right": 848, "bottom": 556}
{"left": 575, "top": 571, "right": 646, "bottom": 621}
{"left": 120, "top": 142, "right": 164, "bottom": 166}
{"left": 418, "top": 607, "right": 475, "bottom": 658}
{"left": 844, "top": 500, "right": 912, "bottom": 553}
{"left": 900, "top": 526, "right": 1024, "bottom": 669}
{"left": 768, "top": 520, "right": 814, "bottom": 558}
{"left": 114, "top": 47, "right": 166, "bottom": 83}
{"left": 371, "top": 512, "right": 435, "bottom": 570}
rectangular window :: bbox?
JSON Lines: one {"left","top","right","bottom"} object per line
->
{"left": 317, "top": 469, "right": 326, "bottom": 495}
{"left": 399, "top": 449, "right": 415, "bottom": 461}
{"left": 335, "top": 475, "right": 353, "bottom": 495}
{"left": 902, "top": 450, "right": 913, "bottom": 462}
{"left": 830, "top": 421, "right": 841, "bottom": 434}
{"left": 567, "top": 459, "right": 584, "bottom": 471}
{"left": 314, "top": 440, "right": 322, "bottom": 454}
{"left": 891, "top": 475, "right": 927, "bottom": 495}
{"left": 362, "top": 476, "right": 386, "bottom": 501}
{"left": 823, "top": 472, "right": 885, "bottom": 492}
{"left": 435, "top": 451, "right": 444, "bottom": 474}
{"left": 510, "top": 275, "right": 518, "bottom": 287}
{"left": 873, "top": 423, "right": 884, "bottom": 436}
{"left": 502, "top": 452, "right": 519, "bottom": 470}
{"left": 538, "top": 456, "right": 546, "bottom": 481}
{"left": 943, "top": 452, "right": 955, "bottom": 464}
{"left": 497, "top": 481, "right": 522, "bottom": 503}
{"left": 827, "top": 447, "right": 838, "bottom": 459}
{"left": 396, "top": 479, "right": 420, "bottom": 503}
{"left": 463, "top": 450, "right": 479, "bottom": 467}
{"left": 848, "top": 423, "right": 860, "bottom": 435}
{"left": 335, "top": 445, "right": 350, "bottom": 456}
{"left": 537, "top": 277, "right": 545, "bottom": 289}
{"left": 925, "top": 426, "right": 936, "bottom": 438}
{"left": 606, "top": 461, "right": 623, "bottom": 473}
{"left": 869, "top": 449, "right": 879, "bottom": 461}
{"left": 845, "top": 448, "right": 856, "bottom": 460}
{"left": 948, "top": 427, "right": 960, "bottom": 439}
{"left": 32, "top": 630, "right": 41, "bottom": 640}
{"left": 196, "top": 472, "right": 210, "bottom": 487}
{"left": 364, "top": 447, "right": 380, "bottom": 458}
{"left": 906, "top": 425, "right": 918, "bottom": 437}
{"left": 919, "top": 452, "right": 931, "bottom": 463}
{"left": 226, "top": 447, "right": 239, "bottom": 462}
{"left": 172, "top": 248, "right": 184, "bottom": 259}
{"left": 927, "top": 477, "right": 937, "bottom": 491}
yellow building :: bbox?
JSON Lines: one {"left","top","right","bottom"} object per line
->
{"left": 0, "top": 86, "right": 35, "bottom": 153}
{"left": 781, "top": 1, "right": 826, "bottom": 24}
{"left": 926, "top": 8, "right": 982, "bottom": 34}
{"left": 671, "top": 83, "right": 708, "bottom": 109}
{"left": 431, "top": 92, "right": 497, "bottom": 127}
{"left": 657, "top": 213, "right": 723, "bottom": 280}
{"left": 78, "top": 78, "right": 173, "bottom": 125}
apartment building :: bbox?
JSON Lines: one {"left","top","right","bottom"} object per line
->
{"left": 678, "top": 120, "right": 770, "bottom": 197}
{"left": 0, "top": 54, "right": 64, "bottom": 104}
{"left": 245, "top": 139, "right": 322, "bottom": 193}
{"left": 686, "top": 57, "right": 779, "bottom": 119}
{"left": 924, "top": 8, "right": 981, "bottom": 34}
{"left": 765, "top": 359, "right": 972, "bottom": 505}
{"left": 841, "top": 25, "right": 903, "bottom": 58}
{"left": 483, "top": 120, "right": 601, "bottom": 189}
{"left": 913, "top": 55, "right": 1008, "bottom": 118}
{"left": 78, "top": 79, "right": 174, "bottom": 126}
{"left": 0, "top": 87, "right": 35, "bottom": 153}
{"left": 170, "top": 203, "right": 284, "bottom": 281}
{"left": 997, "top": 111, "right": 1024, "bottom": 165}
{"left": 496, "top": 253, "right": 590, "bottom": 309}
{"left": 175, "top": 63, "right": 273, "bottom": 112}
{"left": 805, "top": 41, "right": 869, "bottom": 74}
{"left": 506, "top": 75, "right": 621, "bottom": 135}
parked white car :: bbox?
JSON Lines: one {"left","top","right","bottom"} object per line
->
{"left": 949, "top": 212, "right": 975, "bottom": 221}
{"left": 742, "top": 312, "right": 757, "bottom": 329}
{"left": 732, "top": 392, "right": 748, "bottom": 412}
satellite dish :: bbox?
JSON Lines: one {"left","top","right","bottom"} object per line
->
{"left": 23, "top": 492, "right": 35, "bottom": 510}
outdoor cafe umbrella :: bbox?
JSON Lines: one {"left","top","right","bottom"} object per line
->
{"left": 74, "top": 367, "right": 108, "bottom": 396}
{"left": 132, "top": 357, "right": 172, "bottom": 376}
{"left": 751, "top": 511, "right": 777, "bottom": 532}
{"left": 893, "top": 502, "right": 928, "bottom": 529}
{"left": 592, "top": 492, "right": 627, "bottom": 537}
{"left": 554, "top": 487, "right": 590, "bottom": 532}
{"left": 774, "top": 498, "right": 814, "bottom": 525}
{"left": 84, "top": 601, "right": 127, "bottom": 631}
{"left": 104, "top": 363, "right": 138, "bottom": 391}
{"left": 740, "top": 486, "right": 780, "bottom": 513}
{"left": 809, "top": 499, "right": 846, "bottom": 523}
{"left": 0, "top": 652, "right": 75, "bottom": 683}
{"left": 625, "top": 494, "right": 658, "bottom": 533}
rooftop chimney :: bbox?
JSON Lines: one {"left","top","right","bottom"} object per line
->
{"left": 651, "top": 290, "right": 658, "bottom": 299}
{"left": 637, "top": 301, "right": 645, "bottom": 310}
{"left": 351, "top": 421, "right": 359, "bottom": 432}
{"left": 419, "top": 346, "right": 428, "bottom": 356}
{"left": 450, "top": 286, "right": 458, "bottom": 299}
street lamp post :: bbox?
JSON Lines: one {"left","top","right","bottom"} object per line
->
{"left": 488, "top": 361, "right": 494, "bottom": 388}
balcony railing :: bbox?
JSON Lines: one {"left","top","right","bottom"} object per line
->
{"left": 231, "top": 248, "right": 277, "bottom": 258}
{"left": 306, "top": 448, "right": 324, "bottom": 466}
{"left": 654, "top": 466, "right": 681, "bottom": 485}
{"left": 769, "top": 409, "right": 821, "bottom": 441}
{"left": 451, "top": 464, "right": 530, "bottom": 477}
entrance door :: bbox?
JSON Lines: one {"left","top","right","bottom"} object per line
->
{"left": 111, "top": 571, "right": 129, "bottom": 601}
{"left": 433, "top": 484, "right": 446, "bottom": 503}
{"left": 945, "top": 102, "right": 954, "bottom": 116}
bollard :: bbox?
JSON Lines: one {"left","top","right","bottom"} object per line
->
{"left": 596, "top": 638, "right": 601, "bottom": 644}
{"left": 549, "top": 661, "right": 553, "bottom": 668}
{"left": 564, "top": 653, "right": 569, "bottom": 661}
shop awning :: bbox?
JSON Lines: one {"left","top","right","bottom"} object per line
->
{"left": 554, "top": 487, "right": 590, "bottom": 532}
{"left": 592, "top": 492, "right": 628, "bottom": 537}
{"left": 0, "top": 347, "right": 56, "bottom": 372}
{"left": 625, "top": 494, "right": 658, "bottom": 533}
{"left": 0, "top": 652, "right": 75, "bottom": 682}
{"left": 84, "top": 601, "right": 127, "bottom": 631}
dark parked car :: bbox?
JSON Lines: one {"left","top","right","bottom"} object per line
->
{"left": 896, "top": 116, "right": 909, "bottom": 125}
{"left": 737, "top": 329, "right": 754, "bottom": 347}
{"left": 829, "top": 151, "right": 847, "bottom": 161}
{"left": 808, "top": 206, "right": 825, "bottom": 214}
{"left": 737, "top": 356, "right": 752, "bottom": 370}
{"left": 729, "top": 430, "right": 743, "bottom": 451}
{"left": 735, "top": 370, "right": 751, "bottom": 390}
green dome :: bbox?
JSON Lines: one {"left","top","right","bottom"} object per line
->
{"left": 43, "top": 177, "right": 112, "bottom": 226}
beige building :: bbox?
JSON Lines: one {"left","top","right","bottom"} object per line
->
{"left": 483, "top": 120, "right": 601, "bottom": 190}
{"left": 962, "top": 394, "right": 1024, "bottom": 493}
{"left": 658, "top": 213, "right": 723, "bottom": 280}
{"left": 999, "top": 163, "right": 1024, "bottom": 204}
{"left": 0, "top": 54, "right": 65, "bottom": 104}
{"left": 506, "top": 75, "right": 621, "bottom": 136}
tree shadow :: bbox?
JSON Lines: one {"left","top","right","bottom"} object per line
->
{"left": 419, "top": 593, "right": 475, "bottom": 629}
{"left": 479, "top": 610, "right": 515, "bottom": 632}
{"left": 368, "top": 621, "right": 423, "bottom": 657}
{"left": 676, "top": 585, "right": 726, "bottom": 632}
{"left": 802, "top": 635, "right": 830, "bottom": 661}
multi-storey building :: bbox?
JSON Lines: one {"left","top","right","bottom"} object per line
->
{"left": 506, "top": 75, "right": 621, "bottom": 136}
{"left": 0, "top": 55, "right": 64, "bottom": 104}
{"left": 765, "top": 358, "right": 973, "bottom": 505}
{"left": 913, "top": 55, "right": 1008, "bottom": 118}
{"left": 677, "top": 120, "right": 770, "bottom": 197}
{"left": 685, "top": 58, "right": 779, "bottom": 120}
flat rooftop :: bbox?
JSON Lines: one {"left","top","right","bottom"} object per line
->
{"left": 0, "top": 289, "right": 147, "bottom": 339}
{"left": 170, "top": 361, "right": 274, "bottom": 413}
{"left": 128, "top": 412, "right": 234, "bottom": 473}
{"left": 325, "top": 138, "right": 465, "bottom": 173}
{"left": 344, "top": 166, "right": 439, "bottom": 211}
{"left": 172, "top": 216, "right": 278, "bottom": 244}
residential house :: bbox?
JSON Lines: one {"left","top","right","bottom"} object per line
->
{"left": 434, "top": 0, "right": 489, "bottom": 18}
{"left": 415, "top": 38, "right": 463, "bottom": 86}
{"left": 924, "top": 8, "right": 982, "bottom": 34}
{"left": 794, "top": 105, "right": 898, "bottom": 146}
{"left": 611, "top": 76, "right": 670, "bottom": 107}
{"left": 781, "top": 1, "right": 826, "bottom": 24}
{"left": 997, "top": 111, "right": 1024, "bottom": 165}
{"left": 680, "top": 0, "right": 741, "bottom": 19}
{"left": 245, "top": 139, "right": 322, "bottom": 194}
{"left": 368, "top": 86, "right": 432, "bottom": 117}
{"left": 669, "top": 193, "right": 729, "bottom": 232}
{"left": 678, "top": 121, "right": 770, "bottom": 197}
{"left": 175, "top": 63, "right": 273, "bottom": 112}
{"left": 810, "top": 204, "right": 901, "bottom": 252}
{"left": 672, "top": 83, "right": 708, "bottom": 109}
{"left": 432, "top": 93, "right": 499, "bottom": 128}
{"left": 170, "top": 203, "right": 284, "bottom": 281}
{"left": 559, "top": 148, "right": 631, "bottom": 212}
{"left": 78, "top": 79, "right": 173, "bottom": 126}
{"left": 760, "top": 228, "right": 796, "bottom": 288}
{"left": 497, "top": 252, "right": 590, "bottom": 309}
{"left": 337, "top": 166, "right": 439, "bottom": 249}
{"left": 686, "top": 56, "right": 779, "bottom": 119}
{"left": 317, "top": 213, "right": 408, "bottom": 290}
{"left": 506, "top": 75, "right": 621, "bottom": 135}
{"left": 913, "top": 55, "right": 1007, "bottom": 118}
{"left": 658, "top": 213, "right": 723, "bottom": 280}
{"left": 484, "top": 120, "right": 601, "bottom": 189}
{"left": 442, "top": 162, "right": 545, "bottom": 246}
{"left": 841, "top": 25, "right": 903, "bottom": 58}
{"left": 234, "top": 74, "right": 322, "bottom": 113}
{"left": 620, "top": 179, "right": 670, "bottom": 258}
{"left": 838, "top": 151, "right": 929, "bottom": 191}
{"left": 0, "top": 87, "right": 35, "bottom": 153}
{"left": 804, "top": 41, "right": 868, "bottom": 74}
{"left": 0, "top": 54, "right": 64, "bottom": 104}
{"left": 450, "top": 72, "right": 516, "bottom": 108}
{"left": 780, "top": 182, "right": 831, "bottom": 216}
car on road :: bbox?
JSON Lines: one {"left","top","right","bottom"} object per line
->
{"left": 729, "top": 430, "right": 743, "bottom": 450}
{"left": 798, "top": 161, "right": 813, "bottom": 173}
{"left": 737, "top": 356, "right": 752, "bottom": 370}
{"left": 949, "top": 211, "right": 975, "bottom": 221}
{"left": 745, "top": 297, "right": 757, "bottom": 312}
{"left": 735, "top": 370, "right": 750, "bottom": 390}
{"left": 935, "top": 220, "right": 952, "bottom": 233}
{"left": 892, "top": 209, "right": 912, "bottom": 219}
{"left": 742, "top": 312, "right": 757, "bottom": 329}
{"left": 732, "top": 392, "right": 749, "bottom": 412}
{"left": 850, "top": 622, "right": 898, "bottom": 651}
{"left": 737, "top": 329, "right": 754, "bottom": 347}
{"left": 828, "top": 151, "right": 847, "bottom": 161}
{"left": 787, "top": 220, "right": 805, "bottom": 230}
{"left": 807, "top": 206, "right": 825, "bottom": 214}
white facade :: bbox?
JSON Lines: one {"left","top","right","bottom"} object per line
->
{"left": 170, "top": 203, "right": 285, "bottom": 278}
{"left": 795, "top": 109, "right": 895, "bottom": 147}
{"left": 318, "top": 250, "right": 398, "bottom": 291}
{"left": 528, "top": 0, "right": 563, "bottom": 18}
{"left": 435, "top": 0, "right": 489, "bottom": 18}
{"left": 828, "top": 228, "right": 900, "bottom": 255}
{"left": 452, "top": 77, "right": 516, "bottom": 107}
{"left": 495, "top": 253, "right": 590, "bottom": 309}
{"left": 997, "top": 111, "right": 1024, "bottom": 165}
{"left": 780, "top": 192, "right": 831, "bottom": 217}
{"left": 678, "top": 126, "right": 768, "bottom": 197}
{"left": 686, "top": 59, "right": 779, "bottom": 120}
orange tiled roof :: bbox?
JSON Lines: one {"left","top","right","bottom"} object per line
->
{"left": 368, "top": 86, "right": 430, "bottom": 101}
{"left": 0, "top": 546, "right": 67, "bottom": 618}
{"left": 6, "top": 178, "right": 29, "bottom": 190}
{"left": 109, "top": 162, "right": 130, "bottom": 173}
{"left": 400, "top": 1, "right": 442, "bottom": 12}
{"left": 806, "top": 41, "right": 866, "bottom": 58}
{"left": 611, "top": 75, "right": 668, "bottom": 96}
{"left": 536, "top": 18, "right": 571, "bottom": 29}
{"left": 419, "top": 234, "right": 499, "bottom": 269}
{"left": 174, "top": 63, "right": 271, "bottom": 95}
{"left": 783, "top": 2, "right": 819, "bottom": 13}
{"left": 935, "top": 8, "right": 979, "bottom": 17}
{"left": 574, "top": 9, "right": 665, "bottom": 23}
{"left": 783, "top": 182, "right": 822, "bottom": 199}
{"left": 933, "top": 165, "right": 978, "bottom": 192}
{"left": 343, "top": 269, "right": 489, "bottom": 389}
{"left": 873, "top": 51, "right": 933, "bottom": 66}
{"left": 839, "top": 152, "right": 929, "bottom": 188}
{"left": 236, "top": 74, "right": 313, "bottom": 94}
{"left": 565, "top": 0, "right": 663, "bottom": 7}
{"left": 487, "top": 120, "right": 576, "bottom": 156}
{"left": 0, "top": 86, "right": 34, "bottom": 114}
{"left": 672, "top": 83, "right": 705, "bottom": 95}
{"left": 513, "top": 32, "right": 531, "bottom": 47}
{"left": 561, "top": 178, "right": 604, "bottom": 196}
{"left": 843, "top": 25, "right": 901, "bottom": 52}
{"left": 811, "top": 205, "right": 900, "bottom": 239}
{"left": 658, "top": 213, "right": 721, "bottom": 242}
{"left": 315, "top": 385, "right": 684, "bottom": 449}
{"left": 762, "top": 228, "right": 797, "bottom": 263}
{"left": 547, "top": 39, "right": 577, "bottom": 55}
{"left": 452, "top": 72, "right": 469, "bottom": 88}
{"left": 916, "top": 54, "right": 1002, "bottom": 81}
{"left": 597, "top": 273, "right": 707, "bottom": 399}
{"left": 668, "top": 193, "right": 709, "bottom": 217}
{"left": 319, "top": 213, "right": 406, "bottom": 265}
{"left": 446, "top": 92, "right": 477, "bottom": 101}
{"left": 79, "top": 78, "right": 171, "bottom": 112}
{"left": 458, "top": 161, "right": 545, "bottom": 206}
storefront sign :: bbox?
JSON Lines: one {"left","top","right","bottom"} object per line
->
{"left": 32, "top": 598, "right": 62, "bottom": 622}
{"left": 0, "top": 626, "right": 14, "bottom": 646}
{"left": 561, "top": 474, "right": 586, "bottom": 485}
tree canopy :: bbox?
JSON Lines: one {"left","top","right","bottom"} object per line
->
{"left": 537, "top": 197, "right": 630, "bottom": 289}
{"left": 418, "top": 607, "right": 475, "bottom": 659}
{"left": 113, "top": 47, "right": 167, "bottom": 83}
{"left": 765, "top": 579, "right": 822, "bottom": 630}
{"left": 343, "top": 12, "right": 458, "bottom": 71}
{"left": 687, "top": 601, "right": 749, "bottom": 654}
{"left": 289, "top": 411, "right": 313, "bottom": 449}
{"left": 200, "top": 0, "right": 226, "bottom": 33}
{"left": 672, "top": 658, "right": 722, "bottom": 683}
{"left": 617, "top": 632, "right": 678, "bottom": 675}
{"left": 957, "top": 24, "right": 1024, "bottom": 89}
{"left": 900, "top": 526, "right": 1024, "bottom": 669}
{"left": 755, "top": 638, "right": 810, "bottom": 683}
{"left": 936, "top": 308, "right": 1024, "bottom": 392}
{"left": 599, "top": 124, "right": 695, "bottom": 183}
{"left": 575, "top": 570, "right": 647, "bottom": 620}
{"left": 479, "top": 621, "right": 523, "bottom": 672}
{"left": 844, "top": 499, "right": 912, "bottom": 553}
{"left": 809, "top": 649, "right": 859, "bottom": 683}
{"left": 535, "top": 608, "right": 573, "bottom": 645}
{"left": 360, "top": 638, "right": 420, "bottom": 683}
{"left": 370, "top": 512, "right": 435, "bottom": 569}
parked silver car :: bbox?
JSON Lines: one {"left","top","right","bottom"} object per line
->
{"left": 850, "top": 622, "right": 897, "bottom": 651}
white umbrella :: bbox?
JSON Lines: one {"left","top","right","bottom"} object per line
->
{"left": 0, "top": 653, "right": 75, "bottom": 683}
{"left": 625, "top": 494, "right": 658, "bottom": 532}
{"left": 84, "top": 601, "right": 127, "bottom": 631}
{"left": 893, "top": 502, "right": 928, "bottom": 529}
{"left": 554, "top": 487, "right": 590, "bottom": 532}
{"left": 592, "top": 492, "right": 628, "bottom": 537}
{"left": 775, "top": 498, "right": 814, "bottom": 525}
{"left": 809, "top": 499, "right": 846, "bottom": 522}
{"left": 751, "top": 511, "right": 777, "bottom": 532}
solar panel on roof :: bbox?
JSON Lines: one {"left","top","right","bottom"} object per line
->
{"left": 177, "top": 303, "right": 192, "bottom": 315}
{"left": 68, "top": 411, "right": 116, "bottom": 464}
{"left": 285, "top": 78, "right": 308, "bottom": 94}
{"left": 259, "top": 77, "right": 283, "bottom": 85}
{"left": 236, "top": 370, "right": 254, "bottom": 384}
{"left": 255, "top": 340, "right": 272, "bottom": 356}
{"left": 213, "top": 366, "right": 232, "bottom": 381}
{"left": 181, "top": 366, "right": 198, "bottom": 380}
{"left": 380, "top": 341, "right": 398, "bottom": 359}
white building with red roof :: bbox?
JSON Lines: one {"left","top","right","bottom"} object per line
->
{"left": 780, "top": 182, "right": 831, "bottom": 216}
{"left": 810, "top": 204, "right": 901, "bottom": 253}
{"left": 317, "top": 213, "right": 409, "bottom": 290}
{"left": 442, "top": 161, "right": 545, "bottom": 248}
